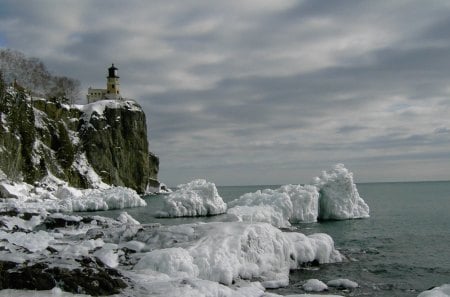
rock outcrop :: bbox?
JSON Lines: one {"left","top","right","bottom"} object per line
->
{"left": 0, "top": 88, "right": 158, "bottom": 193}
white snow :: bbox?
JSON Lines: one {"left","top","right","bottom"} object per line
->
{"left": 327, "top": 278, "right": 359, "bottom": 289}
{"left": 156, "top": 179, "right": 227, "bottom": 217}
{"left": 418, "top": 285, "right": 450, "bottom": 297}
{"left": 314, "top": 164, "right": 370, "bottom": 220}
{"left": 303, "top": 279, "right": 328, "bottom": 292}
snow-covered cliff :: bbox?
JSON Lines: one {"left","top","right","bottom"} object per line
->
{"left": 0, "top": 88, "right": 158, "bottom": 194}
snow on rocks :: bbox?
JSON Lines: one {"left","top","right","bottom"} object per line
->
{"left": 156, "top": 179, "right": 227, "bottom": 217}
{"left": 303, "top": 279, "right": 328, "bottom": 292}
{"left": 0, "top": 181, "right": 146, "bottom": 213}
{"left": 314, "top": 164, "right": 369, "bottom": 220}
{"left": 418, "top": 284, "right": 450, "bottom": 297}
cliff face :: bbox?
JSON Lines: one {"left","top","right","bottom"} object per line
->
{"left": 0, "top": 89, "right": 158, "bottom": 193}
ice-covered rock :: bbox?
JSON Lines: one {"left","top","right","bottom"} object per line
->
{"left": 228, "top": 189, "right": 292, "bottom": 227}
{"left": 277, "top": 184, "right": 319, "bottom": 223}
{"left": 303, "top": 279, "right": 328, "bottom": 292}
{"left": 227, "top": 184, "right": 319, "bottom": 227}
{"left": 327, "top": 278, "right": 359, "bottom": 289}
{"left": 284, "top": 232, "right": 343, "bottom": 265}
{"left": 418, "top": 284, "right": 450, "bottom": 297}
{"left": 156, "top": 179, "right": 227, "bottom": 217}
{"left": 314, "top": 164, "right": 370, "bottom": 220}
{"left": 133, "top": 221, "right": 342, "bottom": 289}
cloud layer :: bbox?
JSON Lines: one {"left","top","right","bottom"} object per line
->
{"left": 1, "top": 0, "right": 450, "bottom": 185}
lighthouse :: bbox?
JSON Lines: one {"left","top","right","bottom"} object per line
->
{"left": 86, "top": 63, "right": 123, "bottom": 103}
{"left": 106, "top": 64, "right": 120, "bottom": 99}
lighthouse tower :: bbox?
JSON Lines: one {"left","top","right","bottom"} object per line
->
{"left": 106, "top": 63, "right": 120, "bottom": 99}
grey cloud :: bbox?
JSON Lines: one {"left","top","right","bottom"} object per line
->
{"left": 2, "top": 0, "right": 450, "bottom": 185}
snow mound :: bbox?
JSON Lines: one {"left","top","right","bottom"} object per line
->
{"left": 418, "top": 284, "right": 450, "bottom": 297}
{"left": 327, "top": 278, "right": 358, "bottom": 289}
{"left": 303, "top": 279, "right": 328, "bottom": 292}
{"left": 314, "top": 164, "right": 370, "bottom": 220}
{"left": 156, "top": 179, "right": 227, "bottom": 217}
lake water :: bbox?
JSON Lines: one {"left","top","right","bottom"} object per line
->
{"left": 81, "top": 181, "right": 450, "bottom": 296}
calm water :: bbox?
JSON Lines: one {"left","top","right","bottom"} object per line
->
{"left": 81, "top": 181, "right": 450, "bottom": 296}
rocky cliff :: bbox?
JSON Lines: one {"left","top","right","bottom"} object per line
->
{"left": 0, "top": 88, "right": 158, "bottom": 193}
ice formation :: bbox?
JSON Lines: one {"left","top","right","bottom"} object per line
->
{"left": 227, "top": 185, "right": 319, "bottom": 228}
{"left": 418, "top": 284, "right": 450, "bottom": 297}
{"left": 156, "top": 179, "right": 227, "bottom": 217}
{"left": 228, "top": 164, "right": 368, "bottom": 227}
{"left": 132, "top": 222, "right": 342, "bottom": 289}
{"left": 314, "top": 164, "right": 370, "bottom": 220}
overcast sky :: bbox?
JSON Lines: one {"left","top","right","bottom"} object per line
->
{"left": 1, "top": 0, "right": 450, "bottom": 185}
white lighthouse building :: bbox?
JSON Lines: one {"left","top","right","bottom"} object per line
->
{"left": 87, "top": 64, "right": 122, "bottom": 103}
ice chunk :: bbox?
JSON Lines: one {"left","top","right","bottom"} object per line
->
{"left": 314, "top": 164, "right": 370, "bottom": 220}
{"left": 327, "top": 278, "right": 358, "bottom": 289}
{"left": 418, "top": 284, "right": 450, "bottom": 297}
{"left": 303, "top": 279, "right": 328, "bottom": 292}
{"left": 156, "top": 179, "right": 227, "bottom": 217}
